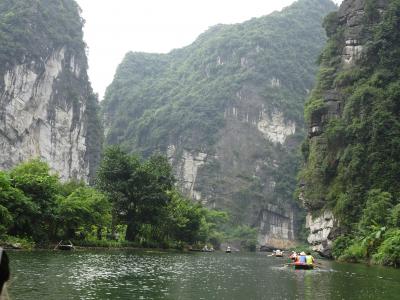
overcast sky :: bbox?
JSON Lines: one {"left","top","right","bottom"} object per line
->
{"left": 76, "top": 0, "right": 343, "bottom": 99}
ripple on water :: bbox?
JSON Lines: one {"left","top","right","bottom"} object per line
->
{"left": 7, "top": 251, "right": 400, "bottom": 300}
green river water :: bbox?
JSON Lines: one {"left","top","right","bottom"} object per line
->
{"left": 6, "top": 250, "right": 400, "bottom": 299}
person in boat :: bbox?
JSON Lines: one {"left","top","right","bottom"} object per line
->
{"left": 298, "top": 252, "right": 307, "bottom": 264}
{"left": 226, "top": 246, "right": 231, "bottom": 252}
{"left": 202, "top": 245, "right": 209, "bottom": 252}
{"left": 306, "top": 252, "right": 315, "bottom": 265}
{"left": 289, "top": 251, "right": 298, "bottom": 262}
{"left": 0, "top": 248, "right": 10, "bottom": 300}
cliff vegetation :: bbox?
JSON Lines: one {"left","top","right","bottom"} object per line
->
{"left": 102, "top": 0, "right": 337, "bottom": 240}
{"left": 103, "top": 0, "right": 336, "bottom": 153}
{"left": 300, "top": 0, "right": 400, "bottom": 267}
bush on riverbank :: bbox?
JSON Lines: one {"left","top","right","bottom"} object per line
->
{"left": 1, "top": 153, "right": 245, "bottom": 250}
{"left": 0, "top": 235, "right": 35, "bottom": 250}
{"left": 372, "top": 229, "right": 400, "bottom": 267}
{"left": 333, "top": 191, "right": 400, "bottom": 267}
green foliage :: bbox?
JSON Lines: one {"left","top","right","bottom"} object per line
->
{"left": 96, "top": 146, "right": 174, "bottom": 241}
{"left": 228, "top": 225, "right": 258, "bottom": 251}
{"left": 339, "top": 242, "right": 366, "bottom": 263}
{"left": 157, "top": 190, "right": 202, "bottom": 245}
{"left": 9, "top": 160, "right": 59, "bottom": 241}
{"left": 300, "top": 0, "right": 400, "bottom": 267}
{"left": 372, "top": 229, "right": 400, "bottom": 267}
{"left": 358, "top": 190, "right": 392, "bottom": 230}
{"left": 0, "top": 236, "right": 35, "bottom": 250}
{"left": 332, "top": 235, "right": 353, "bottom": 259}
{"left": 0, "top": 0, "right": 85, "bottom": 72}
{"left": 323, "top": 11, "right": 339, "bottom": 38}
{"left": 102, "top": 0, "right": 336, "bottom": 154}
{"left": 57, "top": 187, "right": 111, "bottom": 239}
{"left": 389, "top": 204, "right": 400, "bottom": 227}
{"left": 0, "top": 152, "right": 231, "bottom": 249}
{"left": 0, "top": 204, "right": 12, "bottom": 236}
{"left": 0, "top": 160, "right": 111, "bottom": 244}
{"left": 72, "top": 239, "right": 139, "bottom": 249}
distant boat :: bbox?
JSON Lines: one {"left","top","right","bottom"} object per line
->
{"left": 272, "top": 250, "right": 284, "bottom": 257}
{"left": 54, "top": 240, "right": 75, "bottom": 251}
{"left": 226, "top": 247, "right": 232, "bottom": 253}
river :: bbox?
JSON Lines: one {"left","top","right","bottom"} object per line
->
{"left": 7, "top": 250, "right": 400, "bottom": 299}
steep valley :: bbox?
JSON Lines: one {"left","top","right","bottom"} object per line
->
{"left": 102, "top": 0, "right": 337, "bottom": 248}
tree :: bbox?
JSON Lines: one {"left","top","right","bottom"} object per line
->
{"left": 57, "top": 187, "right": 111, "bottom": 239}
{"left": 0, "top": 171, "right": 34, "bottom": 238}
{"left": 9, "top": 160, "right": 59, "bottom": 241}
{"left": 164, "top": 191, "right": 203, "bottom": 244}
{"left": 96, "top": 147, "right": 174, "bottom": 241}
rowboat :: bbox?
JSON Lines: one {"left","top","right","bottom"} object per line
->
{"left": 54, "top": 240, "right": 75, "bottom": 251}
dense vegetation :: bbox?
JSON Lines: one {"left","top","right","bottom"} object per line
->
{"left": 300, "top": 0, "right": 400, "bottom": 266}
{"left": 102, "top": 0, "right": 336, "bottom": 154}
{"left": 0, "top": 0, "right": 85, "bottom": 72}
{"left": 102, "top": 0, "right": 336, "bottom": 235}
{"left": 0, "top": 154, "right": 256, "bottom": 250}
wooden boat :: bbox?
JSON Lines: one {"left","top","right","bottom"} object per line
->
{"left": 294, "top": 263, "right": 314, "bottom": 270}
{"left": 55, "top": 240, "right": 75, "bottom": 251}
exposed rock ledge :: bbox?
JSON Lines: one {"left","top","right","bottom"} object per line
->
{"left": 306, "top": 210, "right": 337, "bottom": 257}
{"left": 258, "top": 204, "right": 297, "bottom": 249}
{"left": 0, "top": 47, "right": 89, "bottom": 181}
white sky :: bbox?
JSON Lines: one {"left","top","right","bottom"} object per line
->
{"left": 76, "top": 0, "right": 343, "bottom": 99}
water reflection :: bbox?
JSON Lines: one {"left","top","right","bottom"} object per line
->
{"left": 7, "top": 251, "right": 400, "bottom": 300}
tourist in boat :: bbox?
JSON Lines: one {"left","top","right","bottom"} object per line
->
{"left": 0, "top": 248, "right": 10, "bottom": 300}
{"left": 226, "top": 246, "right": 231, "bottom": 253}
{"left": 298, "top": 252, "right": 307, "bottom": 264}
{"left": 306, "top": 252, "right": 315, "bottom": 265}
{"left": 289, "top": 251, "right": 298, "bottom": 262}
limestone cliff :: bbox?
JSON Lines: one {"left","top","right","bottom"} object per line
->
{"left": 103, "top": 0, "right": 337, "bottom": 247}
{"left": 0, "top": 0, "right": 102, "bottom": 182}
{"left": 301, "top": 0, "right": 391, "bottom": 256}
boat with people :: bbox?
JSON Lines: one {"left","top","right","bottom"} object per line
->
{"left": 268, "top": 249, "right": 284, "bottom": 257}
{"left": 289, "top": 251, "right": 315, "bottom": 270}
{"left": 202, "top": 245, "right": 215, "bottom": 252}
{"left": 54, "top": 240, "right": 75, "bottom": 251}
{"left": 226, "top": 246, "right": 232, "bottom": 253}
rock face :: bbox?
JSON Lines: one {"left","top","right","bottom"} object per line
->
{"left": 306, "top": 211, "right": 338, "bottom": 257}
{"left": 103, "top": 0, "right": 337, "bottom": 247}
{"left": 338, "top": 0, "right": 388, "bottom": 67}
{"left": 302, "top": 0, "right": 390, "bottom": 256}
{"left": 0, "top": 0, "right": 102, "bottom": 182}
{"left": 258, "top": 204, "right": 297, "bottom": 249}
